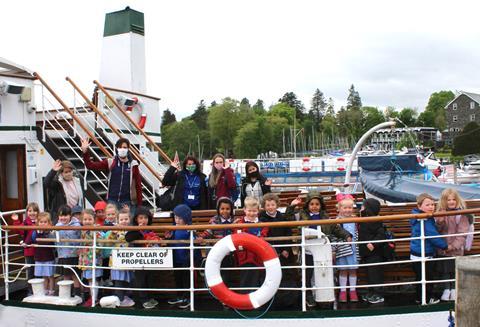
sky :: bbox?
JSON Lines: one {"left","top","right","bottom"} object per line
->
{"left": 2, "top": 0, "right": 480, "bottom": 119}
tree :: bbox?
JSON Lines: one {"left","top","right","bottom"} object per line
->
{"left": 423, "top": 91, "right": 455, "bottom": 131}
{"left": 452, "top": 122, "right": 480, "bottom": 156}
{"left": 268, "top": 102, "right": 296, "bottom": 125}
{"left": 161, "top": 108, "right": 176, "bottom": 130}
{"left": 309, "top": 88, "right": 326, "bottom": 128}
{"left": 384, "top": 106, "right": 399, "bottom": 120}
{"left": 240, "top": 97, "right": 250, "bottom": 106}
{"left": 190, "top": 100, "right": 208, "bottom": 129}
{"left": 162, "top": 120, "right": 199, "bottom": 159}
{"left": 326, "top": 97, "right": 335, "bottom": 115}
{"left": 279, "top": 92, "right": 305, "bottom": 120}
{"left": 398, "top": 108, "right": 417, "bottom": 127}
{"left": 347, "top": 84, "right": 362, "bottom": 110}
{"left": 362, "top": 106, "right": 385, "bottom": 131}
{"left": 417, "top": 110, "right": 436, "bottom": 127}
{"left": 252, "top": 99, "right": 266, "bottom": 115}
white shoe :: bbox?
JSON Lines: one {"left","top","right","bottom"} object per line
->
{"left": 119, "top": 296, "right": 135, "bottom": 307}
{"left": 450, "top": 289, "right": 456, "bottom": 301}
{"left": 427, "top": 298, "right": 440, "bottom": 305}
{"left": 441, "top": 289, "right": 451, "bottom": 301}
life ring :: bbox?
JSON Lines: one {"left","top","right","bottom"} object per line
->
{"left": 204, "top": 233, "right": 282, "bottom": 310}
{"left": 336, "top": 157, "right": 345, "bottom": 171}
{"left": 125, "top": 97, "right": 147, "bottom": 129}
{"left": 302, "top": 157, "right": 312, "bottom": 172}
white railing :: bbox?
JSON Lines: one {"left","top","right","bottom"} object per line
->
{"left": 1, "top": 208, "right": 479, "bottom": 313}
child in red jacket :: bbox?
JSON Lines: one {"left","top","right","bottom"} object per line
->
{"left": 12, "top": 203, "right": 40, "bottom": 293}
{"left": 234, "top": 196, "right": 264, "bottom": 290}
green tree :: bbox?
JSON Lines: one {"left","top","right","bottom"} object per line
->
{"left": 362, "top": 106, "right": 385, "bottom": 131}
{"left": 162, "top": 120, "right": 199, "bottom": 159}
{"left": 417, "top": 110, "right": 436, "bottom": 127}
{"left": 452, "top": 122, "right": 480, "bottom": 156}
{"left": 384, "top": 106, "right": 399, "bottom": 120}
{"left": 190, "top": 100, "right": 208, "bottom": 129}
{"left": 279, "top": 92, "right": 305, "bottom": 120}
{"left": 347, "top": 84, "right": 362, "bottom": 110}
{"left": 309, "top": 88, "right": 326, "bottom": 128}
{"left": 424, "top": 91, "right": 455, "bottom": 131}
{"left": 398, "top": 108, "right": 417, "bottom": 127}
{"left": 268, "top": 102, "right": 296, "bottom": 125}
{"left": 240, "top": 97, "right": 250, "bottom": 106}
{"left": 161, "top": 108, "right": 176, "bottom": 130}
{"left": 252, "top": 99, "right": 266, "bottom": 116}
{"left": 326, "top": 97, "right": 335, "bottom": 115}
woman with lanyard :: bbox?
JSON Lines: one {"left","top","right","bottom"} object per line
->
{"left": 162, "top": 155, "right": 208, "bottom": 210}
{"left": 240, "top": 161, "right": 272, "bottom": 207}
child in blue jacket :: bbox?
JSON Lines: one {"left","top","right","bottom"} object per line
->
{"left": 410, "top": 193, "right": 448, "bottom": 305}
{"left": 165, "top": 204, "right": 200, "bottom": 309}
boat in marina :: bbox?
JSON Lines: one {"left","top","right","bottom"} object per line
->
{"left": 1, "top": 7, "right": 480, "bottom": 327}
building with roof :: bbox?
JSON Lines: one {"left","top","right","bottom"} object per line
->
{"left": 370, "top": 127, "right": 439, "bottom": 150}
{"left": 444, "top": 90, "right": 480, "bottom": 145}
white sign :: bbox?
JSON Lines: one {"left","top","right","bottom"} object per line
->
{"left": 111, "top": 248, "right": 172, "bottom": 269}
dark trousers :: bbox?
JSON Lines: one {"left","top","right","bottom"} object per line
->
{"left": 174, "top": 265, "right": 190, "bottom": 300}
{"left": 364, "top": 255, "right": 384, "bottom": 295}
{"left": 305, "top": 254, "right": 314, "bottom": 289}
{"left": 25, "top": 256, "right": 35, "bottom": 281}
{"left": 113, "top": 280, "right": 128, "bottom": 301}
{"left": 437, "top": 256, "right": 455, "bottom": 289}
{"left": 412, "top": 259, "right": 436, "bottom": 301}
{"left": 134, "top": 270, "right": 156, "bottom": 302}
{"left": 239, "top": 263, "right": 262, "bottom": 292}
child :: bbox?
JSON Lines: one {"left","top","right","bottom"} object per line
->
{"left": 435, "top": 188, "right": 470, "bottom": 302}
{"left": 410, "top": 193, "right": 447, "bottom": 305}
{"left": 290, "top": 191, "right": 351, "bottom": 308}
{"left": 334, "top": 194, "right": 359, "bottom": 303}
{"left": 166, "top": 204, "right": 200, "bottom": 309}
{"left": 259, "top": 193, "right": 294, "bottom": 265}
{"left": 234, "top": 197, "right": 264, "bottom": 291}
{"left": 78, "top": 209, "right": 104, "bottom": 306}
{"left": 104, "top": 203, "right": 118, "bottom": 226}
{"left": 108, "top": 208, "right": 135, "bottom": 307}
{"left": 94, "top": 201, "right": 107, "bottom": 225}
{"left": 28, "top": 212, "right": 56, "bottom": 295}
{"left": 55, "top": 205, "right": 82, "bottom": 298}
{"left": 125, "top": 206, "right": 160, "bottom": 309}
{"left": 358, "top": 198, "right": 386, "bottom": 304}
{"left": 11, "top": 202, "right": 39, "bottom": 293}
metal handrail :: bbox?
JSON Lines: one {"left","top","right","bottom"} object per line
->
{"left": 94, "top": 80, "right": 172, "bottom": 164}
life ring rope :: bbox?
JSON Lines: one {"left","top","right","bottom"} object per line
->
{"left": 205, "top": 233, "right": 282, "bottom": 310}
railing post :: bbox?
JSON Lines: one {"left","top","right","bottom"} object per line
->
{"left": 4, "top": 229, "right": 10, "bottom": 301}
{"left": 420, "top": 219, "right": 426, "bottom": 305}
{"left": 189, "top": 230, "right": 195, "bottom": 311}
{"left": 91, "top": 231, "right": 97, "bottom": 307}
{"left": 301, "top": 227, "right": 306, "bottom": 312}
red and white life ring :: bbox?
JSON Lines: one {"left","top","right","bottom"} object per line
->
{"left": 204, "top": 233, "right": 282, "bottom": 310}
{"left": 336, "top": 157, "right": 346, "bottom": 171}
{"left": 125, "top": 97, "right": 147, "bottom": 129}
{"left": 302, "top": 157, "right": 312, "bottom": 172}
{"left": 416, "top": 154, "right": 425, "bottom": 167}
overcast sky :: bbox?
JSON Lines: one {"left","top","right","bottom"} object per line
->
{"left": 2, "top": 0, "right": 480, "bottom": 119}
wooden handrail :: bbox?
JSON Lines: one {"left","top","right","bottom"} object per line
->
{"left": 93, "top": 80, "right": 172, "bottom": 164}
{"left": 66, "top": 77, "right": 163, "bottom": 183}
{"left": 33, "top": 72, "right": 112, "bottom": 158}
{"left": 0, "top": 72, "right": 36, "bottom": 80}
{"left": 102, "top": 85, "right": 161, "bottom": 101}
{"left": 5, "top": 208, "right": 480, "bottom": 231}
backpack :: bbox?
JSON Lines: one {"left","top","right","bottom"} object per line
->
{"left": 465, "top": 214, "right": 475, "bottom": 251}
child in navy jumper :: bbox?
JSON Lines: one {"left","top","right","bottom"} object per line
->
{"left": 165, "top": 205, "right": 200, "bottom": 309}
{"left": 410, "top": 193, "right": 448, "bottom": 304}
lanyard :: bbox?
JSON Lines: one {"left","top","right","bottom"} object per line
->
{"left": 185, "top": 174, "right": 199, "bottom": 192}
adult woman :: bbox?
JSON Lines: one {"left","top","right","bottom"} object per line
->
{"left": 162, "top": 156, "right": 208, "bottom": 210}
{"left": 44, "top": 160, "right": 84, "bottom": 224}
{"left": 207, "top": 153, "right": 236, "bottom": 209}
{"left": 81, "top": 137, "right": 142, "bottom": 211}
{"left": 240, "top": 161, "right": 271, "bottom": 207}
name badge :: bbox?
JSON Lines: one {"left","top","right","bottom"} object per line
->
{"left": 188, "top": 194, "right": 195, "bottom": 200}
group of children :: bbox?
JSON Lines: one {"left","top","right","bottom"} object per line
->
{"left": 11, "top": 187, "right": 474, "bottom": 309}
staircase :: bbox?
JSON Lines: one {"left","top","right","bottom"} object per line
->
{"left": 34, "top": 73, "right": 170, "bottom": 209}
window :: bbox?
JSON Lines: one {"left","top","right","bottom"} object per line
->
{"left": 470, "top": 101, "right": 476, "bottom": 109}
{"left": 453, "top": 115, "right": 458, "bottom": 122}
{"left": 471, "top": 114, "right": 476, "bottom": 121}
{"left": 453, "top": 103, "right": 458, "bottom": 110}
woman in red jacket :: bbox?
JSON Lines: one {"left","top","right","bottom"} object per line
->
{"left": 207, "top": 153, "right": 237, "bottom": 209}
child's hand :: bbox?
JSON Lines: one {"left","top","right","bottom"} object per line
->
{"left": 11, "top": 213, "right": 19, "bottom": 221}
{"left": 265, "top": 179, "right": 272, "bottom": 186}
{"left": 163, "top": 230, "right": 172, "bottom": 239}
{"left": 290, "top": 197, "right": 302, "bottom": 207}
{"left": 367, "top": 243, "right": 374, "bottom": 251}
{"left": 281, "top": 250, "right": 289, "bottom": 259}
{"left": 52, "top": 159, "right": 62, "bottom": 172}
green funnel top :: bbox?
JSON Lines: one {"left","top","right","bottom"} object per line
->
{"left": 103, "top": 6, "right": 144, "bottom": 37}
